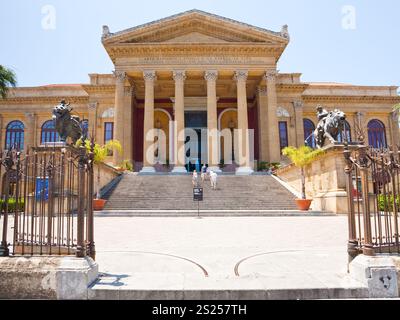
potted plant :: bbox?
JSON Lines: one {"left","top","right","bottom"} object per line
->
{"left": 282, "top": 146, "right": 324, "bottom": 211}
{"left": 80, "top": 139, "right": 122, "bottom": 211}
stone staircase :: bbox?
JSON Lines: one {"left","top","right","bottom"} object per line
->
{"left": 103, "top": 173, "right": 298, "bottom": 211}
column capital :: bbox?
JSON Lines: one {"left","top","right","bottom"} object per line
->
{"left": 172, "top": 70, "right": 186, "bottom": 82}
{"left": 88, "top": 102, "right": 98, "bottom": 110}
{"left": 234, "top": 70, "right": 248, "bottom": 82}
{"left": 264, "top": 70, "right": 277, "bottom": 82}
{"left": 293, "top": 100, "right": 304, "bottom": 109}
{"left": 143, "top": 70, "right": 157, "bottom": 82}
{"left": 257, "top": 86, "right": 268, "bottom": 96}
{"left": 204, "top": 70, "right": 218, "bottom": 82}
{"left": 113, "top": 70, "right": 127, "bottom": 82}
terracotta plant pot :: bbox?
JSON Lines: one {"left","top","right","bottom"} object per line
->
{"left": 295, "top": 199, "right": 312, "bottom": 211}
{"left": 93, "top": 199, "right": 107, "bottom": 211}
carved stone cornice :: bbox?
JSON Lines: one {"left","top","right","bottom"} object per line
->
{"left": 0, "top": 96, "right": 89, "bottom": 105}
{"left": 172, "top": 70, "right": 187, "bottom": 82}
{"left": 276, "top": 84, "right": 309, "bottom": 93}
{"left": 82, "top": 85, "right": 116, "bottom": 94}
{"left": 102, "top": 10, "right": 289, "bottom": 45}
{"left": 105, "top": 45, "right": 285, "bottom": 64}
{"left": 303, "top": 95, "right": 400, "bottom": 104}
{"left": 204, "top": 70, "right": 218, "bottom": 82}
{"left": 113, "top": 70, "right": 127, "bottom": 82}
{"left": 233, "top": 70, "right": 248, "bottom": 82}
{"left": 143, "top": 70, "right": 157, "bottom": 82}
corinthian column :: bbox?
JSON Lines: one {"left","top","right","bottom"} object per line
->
{"left": 257, "top": 86, "right": 269, "bottom": 162}
{"left": 171, "top": 70, "right": 187, "bottom": 173}
{"left": 24, "top": 112, "right": 37, "bottom": 151}
{"left": 205, "top": 70, "right": 221, "bottom": 172}
{"left": 140, "top": 70, "right": 157, "bottom": 173}
{"left": 113, "top": 71, "right": 126, "bottom": 166}
{"left": 234, "top": 70, "right": 253, "bottom": 175}
{"left": 265, "top": 70, "right": 281, "bottom": 163}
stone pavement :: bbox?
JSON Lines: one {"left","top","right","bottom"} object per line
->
{"left": 89, "top": 216, "right": 369, "bottom": 299}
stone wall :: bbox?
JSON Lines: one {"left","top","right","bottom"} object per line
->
{"left": 275, "top": 145, "right": 354, "bottom": 214}
{"left": 0, "top": 256, "right": 98, "bottom": 299}
{"left": 95, "top": 162, "right": 122, "bottom": 193}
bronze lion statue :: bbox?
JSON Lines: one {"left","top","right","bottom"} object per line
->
{"left": 52, "top": 100, "right": 82, "bottom": 144}
{"left": 314, "top": 107, "right": 347, "bottom": 149}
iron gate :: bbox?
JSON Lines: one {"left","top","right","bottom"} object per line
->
{"left": 0, "top": 145, "right": 95, "bottom": 259}
{"left": 344, "top": 143, "right": 400, "bottom": 262}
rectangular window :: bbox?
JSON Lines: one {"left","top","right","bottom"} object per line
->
{"left": 279, "top": 121, "right": 288, "bottom": 151}
{"left": 104, "top": 122, "right": 114, "bottom": 144}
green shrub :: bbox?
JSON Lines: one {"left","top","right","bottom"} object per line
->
{"left": 377, "top": 194, "right": 400, "bottom": 212}
{"left": 120, "top": 160, "right": 133, "bottom": 171}
{"left": 0, "top": 198, "right": 25, "bottom": 213}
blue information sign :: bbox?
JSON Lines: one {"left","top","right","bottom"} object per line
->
{"left": 35, "top": 177, "right": 49, "bottom": 200}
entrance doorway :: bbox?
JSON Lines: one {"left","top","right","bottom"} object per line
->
{"left": 184, "top": 111, "right": 207, "bottom": 172}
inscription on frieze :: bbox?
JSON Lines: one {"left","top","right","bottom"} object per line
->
{"left": 134, "top": 56, "right": 270, "bottom": 65}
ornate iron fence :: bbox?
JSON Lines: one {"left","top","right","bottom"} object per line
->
{"left": 344, "top": 143, "right": 400, "bottom": 262}
{"left": 0, "top": 145, "right": 95, "bottom": 259}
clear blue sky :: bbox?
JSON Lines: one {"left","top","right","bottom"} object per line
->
{"left": 1, "top": 0, "right": 399, "bottom": 88}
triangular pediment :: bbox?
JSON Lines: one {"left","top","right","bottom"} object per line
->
{"left": 102, "top": 9, "right": 289, "bottom": 45}
{"left": 161, "top": 32, "right": 229, "bottom": 43}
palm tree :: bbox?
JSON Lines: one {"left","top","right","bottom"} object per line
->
{"left": 0, "top": 65, "right": 17, "bottom": 99}
{"left": 282, "top": 146, "right": 324, "bottom": 200}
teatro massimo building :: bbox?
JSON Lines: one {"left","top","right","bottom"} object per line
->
{"left": 1, "top": 9, "right": 399, "bottom": 174}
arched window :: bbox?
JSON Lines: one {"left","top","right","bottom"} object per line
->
{"left": 41, "top": 120, "right": 60, "bottom": 144}
{"left": 337, "top": 120, "right": 352, "bottom": 143}
{"left": 368, "top": 119, "right": 387, "bottom": 148}
{"left": 303, "top": 119, "right": 316, "bottom": 148}
{"left": 5, "top": 120, "right": 24, "bottom": 150}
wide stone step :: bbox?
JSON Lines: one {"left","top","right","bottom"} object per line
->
{"left": 103, "top": 174, "right": 299, "bottom": 211}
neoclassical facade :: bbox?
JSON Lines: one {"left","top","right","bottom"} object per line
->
{"left": 1, "top": 10, "right": 399, "bottom": 173}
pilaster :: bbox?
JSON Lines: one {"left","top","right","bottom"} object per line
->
{"left": 24, "top": 112, "right": 37, "bottom": 150}
{"left": 293, "top": 100, "right": 305, "bottom": 147}
{"left": 112, "top": 70, "right": 127, "bottom": 166}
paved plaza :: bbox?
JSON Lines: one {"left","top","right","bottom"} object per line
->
{"left": 90, "top": 215, "right": 368, "bottom": 299}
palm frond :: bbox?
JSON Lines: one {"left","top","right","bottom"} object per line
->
{"left": 0, "top": 65, "right": 17, "bottom": 99}
{"left": 282, "top": 146, "right": 324, "bottom": 168}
